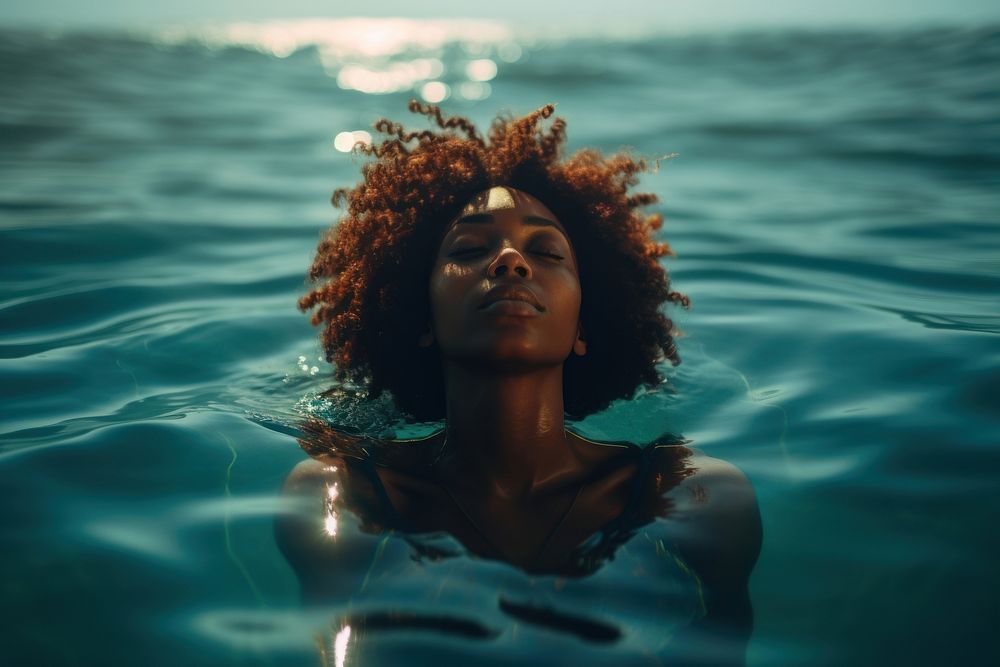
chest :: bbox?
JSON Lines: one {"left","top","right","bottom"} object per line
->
{"left": 374, "top": 465, "right": 638, "bottom": 572}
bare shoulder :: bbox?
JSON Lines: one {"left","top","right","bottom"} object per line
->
{"left": 679, "top": 454, "right": 758, "bottom": 512}
{"left": 646, "top": 451, "right": 760, "bottom": 662}
{"left": 276, "top": 458, "right": 345, "bottom": 551}
{"left": 284, "top": 457, "right": 331, "bottom": 485}
{"left": 282, "top": 457, "right": 345, "bottom": 493}
{"left": 649, "top": 449, "right": 762, "bottom": 580}
{"left": 275, "top": 454, "right": 389, "bottom": 581}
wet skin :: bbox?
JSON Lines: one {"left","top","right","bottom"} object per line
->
{"left": 280, "top": 432, "right": 760, "bottom": 664}
{"left": 428, "top": 186, "right": 586, "bottom": 374}
{"left": 278, "top": 187, "right": 762, "bottom": 664}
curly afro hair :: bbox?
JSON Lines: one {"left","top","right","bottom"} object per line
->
{"left": 299, "top": 101, "right": 688, "bottom": 422}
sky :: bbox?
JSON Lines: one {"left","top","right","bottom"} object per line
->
{"left": 3, "top": 0, "right": 999, "bottom": 29}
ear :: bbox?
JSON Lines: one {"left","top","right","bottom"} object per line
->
{"left": 573, "top": 323, "right": 587, "bottom": 356}
{"left": 417, "top": 329, "right": 435, "bottom": 348}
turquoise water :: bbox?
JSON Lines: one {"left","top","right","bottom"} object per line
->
{"left": 2, "top": 20, "right": 999, "bottom": 665}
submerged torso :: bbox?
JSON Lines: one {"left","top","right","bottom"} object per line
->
{"left": 279, "top": 430, "right": 710, "bottom": 665}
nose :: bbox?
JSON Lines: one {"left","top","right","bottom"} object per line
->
{"left": 488, "top": 246, "right": 531, "bottom": 279}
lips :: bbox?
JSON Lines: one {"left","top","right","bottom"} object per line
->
{"left": 478, "top": 285, "right": 545, "bottom": 312}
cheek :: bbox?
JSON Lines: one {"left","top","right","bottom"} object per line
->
{"left": 545, "top": 274, "right": 583, "bottom": 338}
{"left": 428, "top": 262, "right": 477, "bottom": 326}
{"left": 555, "top": 273, "right": 583, "bottom": 314}
{"left": 437, "top": 261, "right": 477, "bottom": 281}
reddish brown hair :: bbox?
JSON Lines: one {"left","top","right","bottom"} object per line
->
{"left": 300, "top": 101, "right": 688, "bottom": 421}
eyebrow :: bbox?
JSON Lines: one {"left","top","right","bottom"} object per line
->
{"left": 454, "top": 213, "right": 561, "bottom": 228}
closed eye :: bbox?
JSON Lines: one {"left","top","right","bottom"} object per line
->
{"left": 447, "top": 247, "right": 564, "bottom": 261}
{"left": 448, "top": 247, "right": 488, "bottom": 258}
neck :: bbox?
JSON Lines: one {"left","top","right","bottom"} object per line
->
{"left": 438, "top": 361, "right": 580, "bottom": 499}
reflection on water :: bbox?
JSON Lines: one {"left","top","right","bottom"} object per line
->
{"left": 157, "top": 18, "right": 518, "bottom": 60}
{"left": 336, "top": 59, "right": 444, "bottom": 96}
{"left": 156, "top": 18, "right": 521, "bottom": 104}
{"left": 333, "top": 624, "right": 351, "bottom": 667}
{"left": 323, "top": 479, "right": 340, "bottom": 537}
{"left": 332, "top": 131, "right": 372, "bottom": 153}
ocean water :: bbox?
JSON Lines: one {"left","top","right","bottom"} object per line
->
{"left": 1, "top": 19, "right": 999, "bottom": 666}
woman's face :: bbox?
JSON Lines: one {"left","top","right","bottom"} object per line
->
{"left": 427, "top": 186, "right": 586, "bottom": 370}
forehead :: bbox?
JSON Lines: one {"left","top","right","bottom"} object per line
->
{"left": 452, "top": 187, "right": 564, "bottom": 232}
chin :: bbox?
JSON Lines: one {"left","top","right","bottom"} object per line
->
{"left": 444, "top": 330, "right": 570, "bottom": 370}
{"left": 477, "top": 342, "right": 568, "bottom": 372}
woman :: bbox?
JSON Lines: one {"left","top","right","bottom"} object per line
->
{"left": 279, "top": 102, "right": 761, "bottom": 665}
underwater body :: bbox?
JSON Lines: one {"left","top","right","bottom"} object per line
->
{"left": 1, "top": 20, "right": 999, "bottom": 666}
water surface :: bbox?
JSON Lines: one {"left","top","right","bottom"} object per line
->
{"left": 1, "top": 20, "right": 998, "bottom": 666}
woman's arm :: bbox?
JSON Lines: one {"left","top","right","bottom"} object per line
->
{"left": 275, "top": 458, "right": 383, "bottom": 604}
{"left": 660, "top": 454, "right": 763, "bottom": 666}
